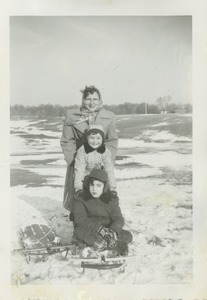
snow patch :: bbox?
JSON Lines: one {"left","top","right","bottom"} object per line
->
{"left": 151, "top": 122, "right": 169, "bottom": 127}
{"left": 137, "top": 130, "right": 192, "bottom": 142}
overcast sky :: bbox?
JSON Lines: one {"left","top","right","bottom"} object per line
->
{"left": 10, "top": 16, "right": 192, "bottom": 106}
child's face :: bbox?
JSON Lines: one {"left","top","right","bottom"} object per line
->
{"left": 89, "top": 180, "right": 104, "bottom": 198}
{"left": 87, "top": 133, "right": 103, "bottom": 149}
{"left": 83, "top": 92, "right": 101, "bottom": 112}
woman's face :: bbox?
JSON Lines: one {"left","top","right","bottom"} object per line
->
{"left": 89, "top": 180, "right": 104, "bottom": 198}
{"left": 83, "top": 92, "right": 101, "bottom": 112}
{"left": 87, "top": 133, "right": 103, "bottom": 149}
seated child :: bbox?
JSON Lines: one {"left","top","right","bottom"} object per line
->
{"left": 74, "top": 125, "right": 116, "bottom": 196}
{"left": 73, "top": 168, "right": 133, "bottom": 256}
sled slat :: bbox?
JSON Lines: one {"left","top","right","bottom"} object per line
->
{"left": 81, "top": 262, "right": 124, "bottom": 270}
{"left": 12, "top": 244, "right": 74, "bottom": 253}
{"left": 39, "top": 224, "right": 56, "bottom": 243}
{"left": 69, "top": 256, "right": 133, "bottom": 263}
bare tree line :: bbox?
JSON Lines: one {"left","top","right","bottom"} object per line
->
{"left": 10, "top": 99, "right": 192, "bottom": 118}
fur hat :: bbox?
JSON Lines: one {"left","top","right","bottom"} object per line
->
{"left": 87, "top": 125, "right": 105, "bottom": 140}
{"left": 88, "top": 168, "right": 108, "bottom": 183}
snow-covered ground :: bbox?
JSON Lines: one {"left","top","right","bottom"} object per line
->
{"left": 10, "top": 117, "right": 192, "bottom": 285}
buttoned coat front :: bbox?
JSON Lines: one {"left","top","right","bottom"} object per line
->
{"left": 60, "top": 108, "right": 118, "bottom": 210}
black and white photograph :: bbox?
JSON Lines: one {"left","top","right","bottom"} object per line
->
{"left": 10, "top": 16, "right": 193, "bottom": 285}
{"left": 1, "top": 1, "right": 207, "bottom": 299}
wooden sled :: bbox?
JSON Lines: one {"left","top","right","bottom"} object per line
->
{"left": 14, "top": 223, "right": 134, "bottom": 271}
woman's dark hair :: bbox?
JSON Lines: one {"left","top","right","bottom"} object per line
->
{"left": 81, "top": 85, "right": 101, "bottom": 100}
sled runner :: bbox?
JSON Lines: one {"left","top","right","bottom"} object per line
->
{"left": 13, "top": 224, "right": 134, "bottom": 271}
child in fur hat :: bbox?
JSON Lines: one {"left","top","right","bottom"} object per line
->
{"left": 74, "top": 124, "right": 116, "bottom": 196}
{"left": 73, "top": 169, "right": 133, "bottom": 255}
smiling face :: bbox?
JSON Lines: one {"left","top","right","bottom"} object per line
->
{"left": 87, "top": 132, "right": 103, "bottom": 149}
{"left": 89, "top": 179, "right": 105, "bottom": 198}
{"left": 82, "top": 92, "right": 101, "bottom": 112}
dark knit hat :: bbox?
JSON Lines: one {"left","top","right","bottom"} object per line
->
{"left": 88, "top": 168, "right": 108, "bottom": 183}
{"left": 87, "top": 125, "right": 105, "bottom": 140}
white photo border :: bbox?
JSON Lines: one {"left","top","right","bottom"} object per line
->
{"left": 1, "top": 0, "right": 207, "bottom": 299}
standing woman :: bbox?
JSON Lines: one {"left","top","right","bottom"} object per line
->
{"left": 60, "top": 86, "right": 118, "bottom": 219}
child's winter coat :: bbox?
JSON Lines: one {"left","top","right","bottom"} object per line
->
{"left": 73, "top": 172, "right": 124, "bottom": 247}
{"left": 74, "top": 143, "right": 116, "bottom": 191}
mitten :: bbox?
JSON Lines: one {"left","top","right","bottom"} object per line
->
{"left": 107, "top": 228, "right": 118, "bottom": 249}
{"left": 92, "top": 235, "right": 107, "bottom": 252}
{"left": 99, "top": 227, "right": 118, "bottom": 248}
{"left": 108, "top": 228, "right": 118, "bottom": 241}
{"left": 98, "top": 227, "right": 110, "bottom": 239}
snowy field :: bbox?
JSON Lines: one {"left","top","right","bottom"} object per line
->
{"left": 10, "top": 114, "right": 192, "bottom": 285}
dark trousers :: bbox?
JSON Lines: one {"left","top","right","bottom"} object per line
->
{"left": 117, "top": 229, "right": 133, "bottom": 244}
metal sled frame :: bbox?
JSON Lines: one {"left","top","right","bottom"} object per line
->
{"left": 13, "top": 224, "right": 133, "bottom": 271}
{"left": 13, "top": 243, "right": 133, "bottom": 271}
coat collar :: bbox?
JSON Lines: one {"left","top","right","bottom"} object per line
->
{"left": 74, "top": 109, "right": 112, "bottom": 133}
{"left": 65, "top": 108, "right": 113, "bottom": 133}
{"left": 84, "top": 143, "right": 106, "bottom": 154}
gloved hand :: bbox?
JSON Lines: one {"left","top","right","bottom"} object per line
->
{"left": 107, "top": 228, "right": 118, "bottom": 249}
{"left": 108, "top": 228, "right": 118, "bottom": 241}
{"left": 92, "top": 235, "right": 107, "bottom": 252}
{"left": 99, "top": 227, "right": 110, "bottom": 239}
{"left": 99, "top": 227, "right": 118, "bottom": 248}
